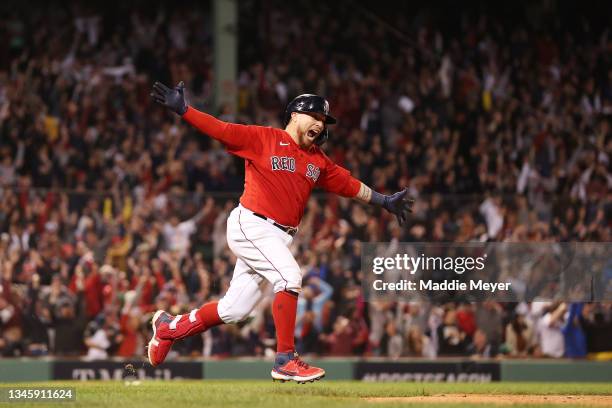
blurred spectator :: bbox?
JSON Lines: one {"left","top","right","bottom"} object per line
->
{"left": 84, "top": 320, "right": 111, "bottom": 361}
{"left": 162, "top": 199, "right": 212, "bottom": 259}
{"left": 475, "top": 301, "right": 503, "bottom": 352}
{"left": 22, "top": 274, "right": 50, "bottom": 356}
{"left": 456, "top": 303, "right": 477, "bottom": 339}
{"left": 562, "top": 303, "right": 587, "bottom": 358}
{"left": 466, "top": 329, "right": 498, "bottom": 358}
{"left": 321, "top": 316, "right": 354, "bottom": 356}
{"left": 295, "top": 276, "right": 333, "bottom": 338}
{"left": 504, "top": 305, "right": 535, "bottom": 357}
{"left": 51, "top": 290, "right": 87, "bottom": 356}
{"left": 402, "top": 325, "right": 436, "bottom": 358}
{"left": 380, "top": 321, "right": 403, "bottom": 359}
{"left": 579, "top": 303, "right": 612, "bottom": 359}
{"left": 536, "top": 302, "right": 567, "bottom": 358}
{"left": 437, "top": 307, "right": 467, "bottom": 356}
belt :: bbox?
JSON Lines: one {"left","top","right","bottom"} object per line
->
{"left": 252, "top": 212, "right": 298, "bottom": 236}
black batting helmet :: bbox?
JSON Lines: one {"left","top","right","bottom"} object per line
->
{"left": 283, "top": 94, "right": 336, "bottom": 146}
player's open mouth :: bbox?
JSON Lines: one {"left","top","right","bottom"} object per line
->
{"left": 307, "top": 130, "right": 318, "bottom": 139}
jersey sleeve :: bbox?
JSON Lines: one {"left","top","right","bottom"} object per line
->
{"left": 316, "top": 153, "right": 361, "bottom": 197}
{"left": 182, "top": 106, "right": 264, "bottom": 159}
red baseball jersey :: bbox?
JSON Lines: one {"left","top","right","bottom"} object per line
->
{"left": 183, "top": 107, "right": 361, "bottom": 227}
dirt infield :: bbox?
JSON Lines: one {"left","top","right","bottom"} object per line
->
{"left": 366, "top": 394, "right": 612, "bottom": 406}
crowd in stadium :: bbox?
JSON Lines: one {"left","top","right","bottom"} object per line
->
{"left": 0, "top": 1, "right": 611, "bottom": 360}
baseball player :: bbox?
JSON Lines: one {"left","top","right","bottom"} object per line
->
{"left": 148, "top": 81, "right": 414, "bottom": 383}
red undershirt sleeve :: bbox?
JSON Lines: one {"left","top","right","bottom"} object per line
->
{"left": 182, "top": 106, "right": 264, "bottom": 159}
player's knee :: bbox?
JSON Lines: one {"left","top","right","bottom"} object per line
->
{"left": 217, "top": 297, "right": 252, "bottom": 324}
{"left": 272, "top": 274, "right": 302, "bottom": 293}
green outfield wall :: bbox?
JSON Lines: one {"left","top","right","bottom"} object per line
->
{"left": 0, "top": 359, "right": 51, "bottom": 382}
{"left": 0, "top": 359, "right": 610, "bottom": 382}
{"left": 501, "top": 360, "right": 612, "bottom": 382}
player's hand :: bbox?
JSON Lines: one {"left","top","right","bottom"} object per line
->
{"left": 151, "top": 81, "right": 188, "bottom": 115}
{"left": 383, "top": 188, "right": 415, "bottom": 226}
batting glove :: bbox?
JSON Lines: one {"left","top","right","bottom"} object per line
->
{"left": 372, "top": 188, "right": 415, "bottom": 226}
{"left": 151, "top": 81, "right": 188, "bottom": 115}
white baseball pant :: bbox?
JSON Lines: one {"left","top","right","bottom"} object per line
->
{"left": 217, "top": 205, "right": 302, "bottom": 324}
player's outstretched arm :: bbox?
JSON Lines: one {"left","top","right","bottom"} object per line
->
{"left": 355, "top": 183, "right": 415, "bottom": 226}
{"left": 151, "top": 81, "right": 262, "bottom": 157}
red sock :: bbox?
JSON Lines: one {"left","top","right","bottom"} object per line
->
{"left": 196, "top": 301, "right": 224, "bottom": 330}
{"left": 166, "top": 301, "right": 223, "bottom": 340}
{"left": 272, "top": 291, "right": 298, "bottom": 353}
